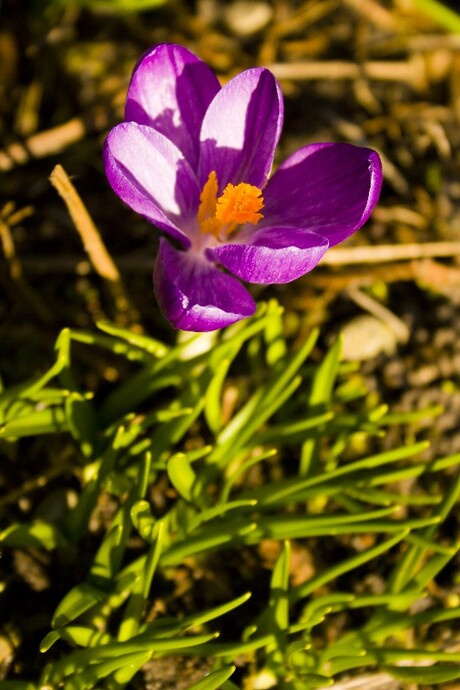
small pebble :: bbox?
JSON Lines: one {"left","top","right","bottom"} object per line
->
{"left": 224, "top": 1, "right": 273, "bottom": 37}
{"left": 341, "top": 315, "right": 399, "bottom": 361}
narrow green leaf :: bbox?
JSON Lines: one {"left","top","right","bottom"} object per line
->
{"left": 0, "top": 405, "right": 68, "bottom": 438}
{"left": 63, "top": 426, "right": 122, "bottom": 540}
{"left": 97, "top": 321, "right": 169, "bottom": 358}
{"left": 175, "top": 592, "right": 252, "bottom": 632}
{"left": 90, "top": 524, "right": 124, "bottom": 584}
{"left": 141, "top": 519, "right": 165, "bottom": 599}
{"left": 405, "top": 532, "right": 456, "bottom": 554}
{"left": 221, "top": 448, "right": 277, "bottom": 503}
{"left": 298, "top": 674, "right": 334, "bottom": 687}
{"left": 130, "top": 500, "right": 157, "bottom": 543}
{"left": 0, "top": 521, "right": 65, "bottom": 550}
{"left": 301, "top": 336, "right": 342, "bottom": 476}
{"left": 309, "top": 336, "right": 342, "bottom": 408}
{"left": 177, "top": 634, "right": 274, "bottom": 658}
{"left": 213, "top": 375, "right": 303, "bottom": 467}
{"left": 118, "top": 520, "right": 166, "bottom": 641}
{"left": 246, "top": 441, "right": 430, "bottom": 507}
{"left": 204, "top": 357, "right": 232, "bottom": 433}
{"left": 264, "top": 299, "right": 287, "bottom": 366}
{"left": 389, "top": 466, "right": 460, "bottom": 593}
{"left": 39, "top": 630, "right": 61, "bottom": 653}
{"left": 211, "top": 328, "right": 319, "bottom": 465}
{"left": 40, "top": 626, "right": 112, "bottom": 652}
{"left": 161, "top": 515, "right": 427, "bottom": 567}
{"left": 65, "top": 395, "right": 96, "bottom": 458}
{"left": 412, "top": 0, "right": 460, "bottom": 33}
{"left": 64, "top": 651, "right": 152, "bottom": 689}
{"left": 326, "top": 653, "right": 375, "bottom": 675}
{"left": 188, "top": 500, "right": 257, "bottom": 532}
{"left": 167, "top": 453, "right": 197, "bottom": 503}
{"left": 346, "top": 486, "right": 441, "bottom": 507}
{"left": 291, "top": 531, "right": 408, "bottom": 601}
{"left": 51, "top": 582, "right": 108, "bottom": 628}
{"left": 250, "top": 411, "right": 334, "bottom": 446}
{"left": 264, "top": 541, "right": 291, "bottom": 669}
{"left": 409, "top": 548, "right": 458, "bottom": 592}
{"left": 186, "top": 666, "right": 236, "bottom": 690}
{"left": 161, "top": 523, "right": 258, "bottom": 566}
{"left": 113, "top": 653, "right": 153, "bottom": 684}
{"left": 384, "top": 663, "right": 460, "bottom": 684}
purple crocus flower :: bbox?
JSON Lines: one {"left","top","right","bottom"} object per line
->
{"left": 104, "top": 44, "right": 383, "bottom": 331}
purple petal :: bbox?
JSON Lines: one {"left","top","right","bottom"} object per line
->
{"left": 125, "top": 44, "right": 221, "bottom": 170}
{"left": 104, "top": 122, "right": 201, "bottom": 247}
{"left": 207, "top": 226, "right": 329, "bottom": 284}
{"left": 199, "top": 68, "right": 284, "bottom": 191}
{"left": 262, "top": 143, "right": 383, "bottom": 246}
{"left": 153, "top": 239, "right": 256, "bottom": 331}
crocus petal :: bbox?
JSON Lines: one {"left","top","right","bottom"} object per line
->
{"left": 153, "top": 239, "right": 256, "bottom": 331}
{"left": 104, "top": 122, "right": 202, "bottom": 247}
{"left": 207, "top": 226, "right": 329, "bottom": 284}
{"left": 262, "top": 143, "right": 383, "bottom": 246}
{"left": 199, "top": 68, "right": 284, "bottom": 190}
{"left": 125, "top": 44, "right": 221, "bottom": 171}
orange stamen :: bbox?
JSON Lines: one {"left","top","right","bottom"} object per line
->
{"left": 198, "top": 171, "right": 264, "bottom": 238}
{"left": 216, "top": 182, "right": 264, "bottom": 227}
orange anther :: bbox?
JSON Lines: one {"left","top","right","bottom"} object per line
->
{"left": 198, "top": 171, "right": 264, "bottom": 238}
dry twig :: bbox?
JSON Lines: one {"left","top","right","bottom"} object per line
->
{"left": 49, "top": 164, "right": 142, "bottom": 329}
{"left": 0, "top": 118, "right": 86, "bottom": 172}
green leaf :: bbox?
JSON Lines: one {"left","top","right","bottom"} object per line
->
{"left": 0, "top": 521, "right": 65, "bottom": 549}
{"left": 175, "top": 592, "right": 252, "bottom": 632}
{"left": 411, "top": 0, "right": 460, "bottom": 33}
{"left": 0, "top": 405, "right": 69, "bottom": 438}
{"left": 65, "top": 394, "right": 97, "bottom": 458}
{"left": 264, "top": 541, "right": 291, "bottom": 669}
{"left": 210, "top": 328, "right": 319, "bottom": 466}
{"left": 292, "top": 531, "right": 408, "bottom": 602}
{"left": 301, "top": 335, "right": 342, "bottom": 476}
{"left": 250, "top": 411, "right": 334, "bottom": 446}
{"left": 63, "top": 651, "right": 152, "bottom": 689}
{"left": 40, "top": 626, "right": 112, "bottom": 652}
{"left": 63, "top": 425, "right": 123, "bottom": 540}
{"left": 96, "top": 321, "right": 169, "bottom": 358}
{"left": 264, "top": 300, "right": 287, "bottom": 366}
{"left": 167, "top": 452, "right": 198, "bottom": 503}
{"left": 118, "top": 520, "right": 166, "bottom": 642}
{"left": 270, "top": 541, "right": 290, "bottom": 631}
{"left": 90, "top": 524, "right": 124, "bottom": 584}
{"left": 188, "top": 500, "right": 257, "bottom": 532}
{"left": 51, "top": 582, "right": 108, "bottom": 628}
{"left": 246, "top": 441, "right": 430, "bottom": 507}
{"left": 204, "top": 357, "right": 232, "bottom": 433}
{"left": 389, "top": 465, "right": 460, "bottom": 593}
{"left": 186, "top": 666, "right": 236, "bottom": 690}
{"left": 130, "top": 500, "right": 157, "bottom": 543}
{"left": 384, "top": 663, "right": 460, "bottom": 684}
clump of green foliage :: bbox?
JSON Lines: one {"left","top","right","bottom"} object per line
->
{"left": 1, "top": 301, "right": 459, "bottom": 689}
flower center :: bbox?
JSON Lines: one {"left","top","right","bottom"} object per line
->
{"left": 198, "top": 170, "right": 264, "bottom": 239}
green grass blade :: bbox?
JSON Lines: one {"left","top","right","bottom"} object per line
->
{"left": 291, "top": 531, "right": 408, "bottom": 602}
{"left": 186, "top": 666, "right": 236, "bottom": 690}
{"left": 0, "top": 521, "right": 65, "bottom": 550}
{"left": 301, "top": 336, "right": 342, "bottom": 476}
{"left": 384, "top": 663, "right": 460, "bottom": 684}
{"left": 412, "top": 0, "right": 460, "bottom": 33}
{"left": 167, "top": 452, "right": 198, "bottom": 503}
